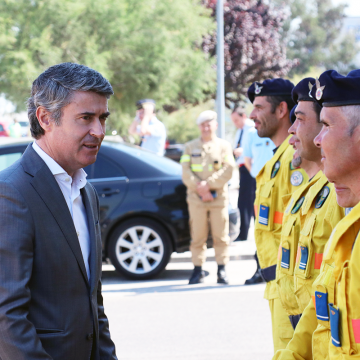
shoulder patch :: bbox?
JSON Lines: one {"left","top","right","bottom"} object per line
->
{"left": 291, "top": 196, "right": 305, "bottom": 214}
{"left": 315, "top": 186, "right": 330, "bottom": 209}
{"left": 271, "top": 161, "right": 280, "bottom": 178}
{"left": 290, "top": 171, "right": 304, "bottom": 186}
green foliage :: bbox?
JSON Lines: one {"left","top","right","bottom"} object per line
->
{"left": 0, "top": 0, "right": 216, "bottom": 135}
{"left": 275, "top": 0, "right": 359, "bottom": 75}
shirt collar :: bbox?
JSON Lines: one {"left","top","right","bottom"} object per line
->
{"left": 32, "top": 141, "right": 87, "bottom": 188}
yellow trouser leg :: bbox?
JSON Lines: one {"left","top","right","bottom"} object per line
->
{"left": 269, "top": 297, "right": 295, "bottom": 353}
{"left": 209, "top": 206, "right": 230, "bottom": 265}
{"left": 188, "top": 203, "right": 209, "bottom": 266}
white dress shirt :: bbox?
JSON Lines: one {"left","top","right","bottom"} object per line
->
{"left": 32, "top": 142, "right": 91, "bottom": 280}
{"left": 233, "top": 118, "right": 254, "bottom": 166}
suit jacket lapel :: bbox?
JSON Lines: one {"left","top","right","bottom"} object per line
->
{"left": 81, "top": 184, "right": 99, "bottom": 294}
{"left": 22, "top": 145, "right": 89, "bottom": 286}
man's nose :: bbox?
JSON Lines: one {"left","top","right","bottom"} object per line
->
{"left": 314, "top": 127, "right": 324, "bottom": 148}
{"left": 90, "top": 119, "right": 105, "bottom": 138}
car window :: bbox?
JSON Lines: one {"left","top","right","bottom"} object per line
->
{"left": 85, "top": 154, "right": 126, "bottom": 179}
{"left": 0, "top": 153, "right": 22, "bottom": 171}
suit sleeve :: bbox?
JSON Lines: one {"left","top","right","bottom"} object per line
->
{"left": 93, "top": 188, "right": 118, "bottom": 360}
{"left": 181, "top": 143, "right": 200, "bottom": 191}
{"left": 97, "top": 280, "right": 118, "bottom": 360}
{"left": 0, "top": 181, "right": 53, "bottom": 360}
{"left": 273, "top": 298, "right": 318, "bottom": 360}
{"left": 206, "top": 141, "right": 235, "bottom": 189}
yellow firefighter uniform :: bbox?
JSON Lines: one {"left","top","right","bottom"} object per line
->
{"left": 254, "top": 135, "right": 308, "bottom": 352}
{"left": 273, "top": 205, "right": 355, "bottom": 360}
{"left": 276, "top": 171, "right": 345, "bottom": 333}
{"left": 181, "top": 137, "right": 235, "bottom": 266}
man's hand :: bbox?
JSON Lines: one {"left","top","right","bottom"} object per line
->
{"left": 196, "top": 181, "right": 210, "bottom": 196}
{"left": 201, "top": 191, "right": 214, "bottom": 202}
{"left": 233, "top": 147, "right": 243, "bottom": 158}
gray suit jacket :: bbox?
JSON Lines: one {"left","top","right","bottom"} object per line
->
{"left": 0, "top": 145, "right": 117, "bottom": 360}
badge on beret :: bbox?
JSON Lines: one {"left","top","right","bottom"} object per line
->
{"left": 271, "top": 161, "right": 280, "bottom": 178}
{"left": 315, "top": 78, "right": 325, "bottom": 101}
{"left": 291, "top": 196, "right": 305, "bottom": 214}
{"left": 315, "top": 186, "right": 330, "bottom": 209}
{"left": 290, "top": 171, "right": 303, "bottom": 186}
{"left": 308, "top": 82, "right": 314, "bottom": 98}
{"left": 255, "top": 82, "right": 263, "bottom": 95}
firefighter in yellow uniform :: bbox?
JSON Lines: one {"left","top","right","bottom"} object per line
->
{"left": 181, "top": 110, "right": 235, "bottom": 285}
{"left": 246, "top": 78, "right": 308, "bottom": 352}
{"left": 273, "top": 69, "right": 360, "bottom": 360}
{"left": 276, "top": 78, "right": 345, "bottom": 336}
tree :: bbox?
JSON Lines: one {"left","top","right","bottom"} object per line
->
{"left": 274, "top": 0, "right": 359, "bottom": 76}
{"left": 0, "top": 0, "right": 216, "bottom": 134}
{"left": 202, "top": 0, "right": 296, "bottom": 106}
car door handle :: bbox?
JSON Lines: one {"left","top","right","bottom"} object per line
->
{"left": 100, "top": 188, "right": 120, "bottom": 197}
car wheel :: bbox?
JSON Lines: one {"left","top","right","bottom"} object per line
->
{"left": 108, "top": 218, "right": 173, "bottom": 280}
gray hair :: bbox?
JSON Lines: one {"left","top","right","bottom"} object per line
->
{"left": 27, "top": 62, "right": 114, "bottom": 139}
{"left": 340, "top": 105, "right": 360, "bottom": 136}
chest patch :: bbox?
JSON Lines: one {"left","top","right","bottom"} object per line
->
{"left": 291, "top": 196, "right": 305, "bottom": 214}
{"left": 271, "top": 161, "right": 280, "bottom": 178}
{"left": 290, "top": 171, "right": 304, "bottom": 186}
{"left": 315, "top": 186, "right": 330, "bottom": 209}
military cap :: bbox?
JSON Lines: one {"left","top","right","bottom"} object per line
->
{"left": 292, "top": 77, "right": 316, "bottom": 103}
{"left": 290, "top": 106, "right": 296, "bottom": 124}
{"left": 196, "top": 110, "right": 217, "bottom": 125}
{"left": 247, "top": 78, "right": 295, "bottom": 103}
{"left": 136, "top": 98, "right": 156, "bottom": 109}
{"left": 310, "top": 69, "right": 360, "bottom": 107}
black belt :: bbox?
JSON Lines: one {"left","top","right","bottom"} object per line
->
{"left": 289, "top": 314, "right": 302, "bottom": 330}
{"left": 259, "top": 265, "right": 276, "bottom": 282}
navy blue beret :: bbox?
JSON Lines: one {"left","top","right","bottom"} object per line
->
{"left": 292, "top": 78, "right": 316, "bottom": 103}
{"left": 247, "top": 78, "right": 294, "bottom": 103}
{"left": 136, "top": 98, "right": 156, "bottom": 109}
{"left": 310, "top": 69, "right": 360, "bottom": 107}
{"left": 290, "top": 106, "right": 296, "bottom": 124}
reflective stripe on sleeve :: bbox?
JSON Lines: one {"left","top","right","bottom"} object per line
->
{"left": 191, "top": 164, "right": 203, "bottom": 172}
{"left": 180, "top": 154, "right": 190, "bottom": 163}
{"left": 208, "top": 164, "right": 213, "bottom": 171}
{"left": 224, "top": 154, "right": 235, "bottom": 164}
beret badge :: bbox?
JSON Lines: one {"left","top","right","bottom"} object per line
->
{"left": 254, "top": 82, "right": 263, "bottom": 95}
{"left": 315, "top": 78, "right": 325, "bottom": 101}
{"left": 308, "top": 82, "right": 313, "bottom": 98}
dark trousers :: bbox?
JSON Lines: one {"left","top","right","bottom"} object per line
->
{"left": 238, "top": 166, "right": 256, "bottom": 240}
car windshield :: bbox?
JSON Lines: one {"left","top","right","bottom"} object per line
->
{"left": 103, "top": 141, "right": 182, "bottom": 176}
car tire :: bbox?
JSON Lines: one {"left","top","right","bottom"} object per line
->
{"left": 108, "top": 217, "right": 173, "bottom": 280}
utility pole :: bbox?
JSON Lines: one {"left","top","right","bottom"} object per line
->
{"left": 216, "top": 0, "right": 225, "bottom": 139}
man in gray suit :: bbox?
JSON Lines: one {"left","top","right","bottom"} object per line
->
{"left": 0, "top": 63, "right": 117, "bottom": 360}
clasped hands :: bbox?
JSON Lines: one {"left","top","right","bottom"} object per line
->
{"left": 196, "top": 181, "right": 213, "bottom": 202}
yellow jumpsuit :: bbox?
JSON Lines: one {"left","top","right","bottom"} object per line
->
{"left": 254, "top": 135, "right": 308, "bottom": 352}
{"left": 276, "top": 171, "right": 345, "bottom": 334}
{"left": 273, "top": 204, "right": 357, "bottom": 360}
{"left": 181, "top": 137, "right": 235, "bottom": 266}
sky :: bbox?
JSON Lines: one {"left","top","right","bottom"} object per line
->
{"left": 333, "top": 0, "right": 360, "bottom": 16}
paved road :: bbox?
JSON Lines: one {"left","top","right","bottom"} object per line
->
{"left": 102, "top": 230, "right": 274, "bottom": 360}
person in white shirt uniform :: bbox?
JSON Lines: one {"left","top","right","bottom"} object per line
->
{"left": 231, "top": 105, "right": 256, "bottom": 241}
{"left": 128, "top": 99, "right": 167, "bottom": 156}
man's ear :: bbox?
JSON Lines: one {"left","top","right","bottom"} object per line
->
{"left": 36, "top": 106, "right": 53, "bottom": 132}
{"left": 277, "top": 101, "right": 288, "bottom": 119}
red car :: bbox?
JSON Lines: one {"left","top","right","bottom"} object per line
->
{"left": 0, "top": 123, "right": 9, "bottom": 137}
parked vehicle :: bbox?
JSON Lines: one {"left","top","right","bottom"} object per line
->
{"left": 0, "top": 139, "right": 240, "bottom": 279}
{"left": 0, "top": 123, "right": 9, "bottom": 137}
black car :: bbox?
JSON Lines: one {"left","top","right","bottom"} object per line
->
{"left": 0, "top": 139, "right": 240, "bottom": 279}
